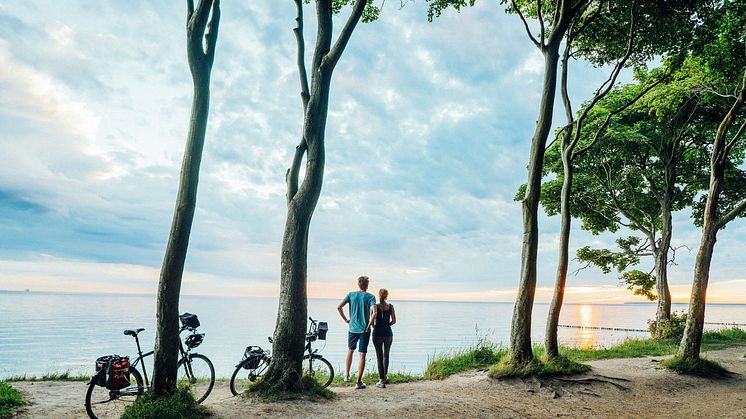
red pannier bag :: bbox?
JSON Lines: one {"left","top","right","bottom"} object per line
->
{"left": 95, "top": 355, "right": 131, "bottom": 390}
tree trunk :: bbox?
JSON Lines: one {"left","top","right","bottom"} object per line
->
{"left": 510, "top": 44, "right": 561, "bottom": 364}
{"left": 654, "top": 198, "right": 673, "bottom": 324}
{"left": 545, "top": 146, "right": 572, "bottom": 359}
{"left": 152, "top": 0, "right": 219, "bottom": 397}
{"left": 264, "top": 75, "right": 330, "bottom": 389}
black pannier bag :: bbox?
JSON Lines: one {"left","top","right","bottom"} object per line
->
{"left": 317, "top": 322, "right": 328, "bottom": 340}
{"left": 179, "top": 312, "right": 200, "bottom": 329}
{"left": 95, "top": 355, "right": 131, "bottom": 390}
{"left": 242, "top": 346, "right": 264, "bottom": 369}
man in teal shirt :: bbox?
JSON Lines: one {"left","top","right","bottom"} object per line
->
{"left": 337, "top": 275, "right": 377, "bottom": 389}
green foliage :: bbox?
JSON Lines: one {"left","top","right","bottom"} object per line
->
{"left": 660, "top": 356, "right": 730, "bottom": 378}
{"left": 2, "top": 371, "right": 90, "bottom": 382}
{"left": 0, "top": 382, "right": 26, "bottom": 419}
{"left": 621, "top": 269, "right": 656, "bottom": 301}
{"left": 249, "top": 375, "right": 336, "bottom": 402}
{"left": 560, "top": 338, "right": 678, "bottom": 361}
{"left": 425, "top": 0, "right": 476, "bottom": 22}
{"left": 648, "top": 311, "right": 687, "bottom": 340}
{"left": 701, "top": 327, "right": 746, "bottom": 350}
{"left": 330, "top": 0, "right": 381, "bottom": 22}
{"left": 488, "top": 355, "right": 590, "bottom": 379}
{"left": 121, "top": 386, "right": 209, "bottom": 419}
{"left": 425, "top": 343, "right": 503, "bottom": 379}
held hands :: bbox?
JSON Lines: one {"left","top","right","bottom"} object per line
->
{"left": 365, "top": 325, "right": 372, "bottom": 333}
{"left": 344, "top": 318, "right": 350, "bottom": 324}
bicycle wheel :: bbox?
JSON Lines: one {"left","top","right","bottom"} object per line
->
{"left": 303, "top": 354, "right": 334, "bottom": 388}
{"left": 229, "top": 356, "right": 270, "bottom": 396}
{"left": 177, "top": 353, "right": 215, "bottom": 403}
{"left": 85, "top": 366, "right": 144, "bottom": 419}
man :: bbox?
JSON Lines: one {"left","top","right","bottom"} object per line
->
{"left": 337, "top": 275, "right": 377, "bottom": 389}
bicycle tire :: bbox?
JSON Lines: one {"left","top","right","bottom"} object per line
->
{"left": 303, "top": 354, "right": 334, "bottom": 388}
{"left": 85, "top": 366, "right": 144, "bottom": 419}
{"left": 177, "top": 353, "right": 215, "bottom": 403}
{"left": 229, "top": 356, "right": 270, "bottom": 396}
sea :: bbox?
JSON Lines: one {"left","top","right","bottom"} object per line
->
{"left": 1, "top": 291, "right": 744, "bottom": 379}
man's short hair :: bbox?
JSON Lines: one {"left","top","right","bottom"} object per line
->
{"left": 357, "top": 276, "right": 369, "bottom": 290}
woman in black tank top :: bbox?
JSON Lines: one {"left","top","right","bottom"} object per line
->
{"left": 367, "top": 288, "right": 396, "bottom": 388}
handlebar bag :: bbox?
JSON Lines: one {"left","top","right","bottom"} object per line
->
{"left": 317, "top": 322, "right": 328, "bottom": 340}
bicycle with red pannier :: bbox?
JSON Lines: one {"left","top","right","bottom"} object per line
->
{"left": 84, "top": 313, "right": 215, "bottom": 419}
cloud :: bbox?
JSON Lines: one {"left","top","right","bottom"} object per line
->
{"left": 0, "top": 1, "right": 743, "bottom": 303}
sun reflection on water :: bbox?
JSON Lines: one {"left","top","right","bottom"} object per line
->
{"left": 577, "top": 305, "right": 596, "bottom": 349}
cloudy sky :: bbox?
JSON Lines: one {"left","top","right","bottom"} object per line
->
{"left": 1, "top": 1, "right": 744, "bottom": 303}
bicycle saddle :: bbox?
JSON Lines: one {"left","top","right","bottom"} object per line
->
{"left": 123, "top": 328, "right": 145, "bottom": 337}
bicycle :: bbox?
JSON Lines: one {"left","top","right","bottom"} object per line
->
{"left": 85, "top": 313, "right": 215, "bottom": 419}
{"left": 229, "top": 317, "right": 334, "bottom": 395}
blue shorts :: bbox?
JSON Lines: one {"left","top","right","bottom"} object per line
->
{"left": 347, "top": 332, "right": 371, "bottom": 353}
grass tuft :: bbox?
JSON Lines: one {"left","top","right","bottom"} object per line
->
{"left": 248, "top": 375, "right": 336, "bottom": 402}
{"left": 331, "top": 371, "right": 422, "bottom": 387}
{"left": 488, "top": 355, "right": 590, "bottom": 379}
{"left": 660, "top": 356, "right": 730, "bottom": 378}
{"left": 120, "top": 385, "right": 209, "bottom": 419}
{"left": 425, "top": 343, "right": 504, "bottom": 380}
{"left": 0, "top": 382, "right": 26, "bottom": 418}
{"left": 559, "top": 338, "right": 677, "bottom": 361}
{"left": 3, "top": 371, "right": 90, "bottom": 382}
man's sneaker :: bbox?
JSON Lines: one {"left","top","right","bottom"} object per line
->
{"left": 343, "top": 375, "right": 351, "bottom": 383}
{"left": 383, "top": 378, "right": 389, "bottom": 385}
{"left": 375, "top": 380, "right": 386, "bottom": 388}
{"left": 355, "top": 382, "right": 366, "bottom": 389}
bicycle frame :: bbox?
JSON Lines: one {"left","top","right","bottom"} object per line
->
{"left": 127, "top": 326, "right": 194, "bottom": 388}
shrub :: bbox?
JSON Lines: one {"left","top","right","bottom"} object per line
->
{"left": 660, "top": 356, "right": 730, "bottom": 378}
{"left": 424, "top": 343, "right": 503, "bottom": 380}
{"left": 0, "top": 382, "right": 26, "bottom": 419}
{"left": 648, "top": 311, "right": 687, "bottom": 341}
{"left": 120, "top": 385, "right": 209, "bottom": 419}
{"left": 488, "top": 355, "right": 590, "bottom": 379}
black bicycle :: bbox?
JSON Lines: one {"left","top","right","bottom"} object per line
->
{"left": 85, "top": 313, "right": 215, "bottom": 419}
{"left": 229, "top": 317, "right": 334, "bottom": 395}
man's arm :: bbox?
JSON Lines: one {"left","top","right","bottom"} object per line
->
{"left": 337, "top": 299, "right": 350, "bottom": 324}
{"left": 365, "top": 305, "right": 377, "bottom": 333}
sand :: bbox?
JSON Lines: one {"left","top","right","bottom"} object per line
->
{"left": 11, "top": 346, "right": 746, "bottom": 418}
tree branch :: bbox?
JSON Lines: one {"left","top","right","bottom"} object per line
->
{"left": 725, "top": 118, "right": 746, "bottom": 155}
{"left": 294, "top": 0, "right": 310, "bottom": 110}
{"left": 323, "top": 0, "right": 368, "bottom": 72}
{"left": 715, "top": 198, "right": 746, "bottom": 230}
{"left": 204, "top": 0, "right": 220, "bottom": 67}
{"left": 510, "top": 0, "right": 541, "bottom": 48}
{"left": 537, "top": 0, "right": 545, "bottom": 46}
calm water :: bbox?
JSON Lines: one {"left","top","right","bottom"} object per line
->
{"left": 1, "top": 292, "right": 744, "bottom": 379}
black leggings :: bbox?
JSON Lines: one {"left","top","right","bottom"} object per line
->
{"left": 372, "top": 335, "right": 393, "bottom": 380}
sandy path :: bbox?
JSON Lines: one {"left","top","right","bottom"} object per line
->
{"left": 12, "top": 346, "right": 746, "bottom": 418}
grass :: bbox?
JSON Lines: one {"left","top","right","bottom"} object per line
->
{"left": 331, "top": 371, "right": 422, "bottom": 387}
{"left": 120, "top": 385, "right": 209, "bottom": 419}
{"left": 0, "top": 382, "right": 26, "bottom": 418}
{"left": 424, "top": 344, "right": 503, "bottom": 379}
{"left": 660, "top": 356, "right": 730, "bottom": 378}
{"left": 248, "top": 375, "right": 336, "bottom": 402}
{"left": 488, "top": 355, "right": 591, "bottom": 379}
{"left": 2, "top": 371, "right": 90, "bottom": 382}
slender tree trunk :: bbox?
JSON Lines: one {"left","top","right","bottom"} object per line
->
{"left": 654, "top": 202, "right": 673, "bottom": 324}
{"left": 678, "top": 68, "right": 746, "bottom": 360}
{"left": 510, "top": 43, "right": 561, "bottom": 364}
{"left": 545, "top": 146, "right": 572, "bottom": 359}
{"left": 152, "top": 0, "right": 219, "bottom": 397}
{"left": 263, "top": 0, "right": 367, "bottom": 391}
{"left": 264, "top": 71, "right": 331, "bottom": 389}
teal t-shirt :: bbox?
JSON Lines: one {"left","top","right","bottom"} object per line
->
{"left": 344, "top": 291, "right": 376, "bottom": 334}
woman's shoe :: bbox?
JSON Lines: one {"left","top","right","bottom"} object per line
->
{"left": 375, "top": 380, "right": 386, "bottom": 388}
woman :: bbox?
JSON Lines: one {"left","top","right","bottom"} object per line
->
{"left": 366, "top": 288, "right": 396, "bottom": 388}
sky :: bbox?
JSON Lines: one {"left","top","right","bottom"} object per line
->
{"left": 0, "top": 1, "right": 744, "bottom": 304}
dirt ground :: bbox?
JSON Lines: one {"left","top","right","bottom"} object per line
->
{"left": 12, "top": 346, "right": 746, "bottom": 418}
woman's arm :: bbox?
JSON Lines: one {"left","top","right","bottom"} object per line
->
{"left": 389, "top": 305, "right": 396, "bottom": 326}
{"left": 365, "top": 305, "right": 377, "bottom": 333}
